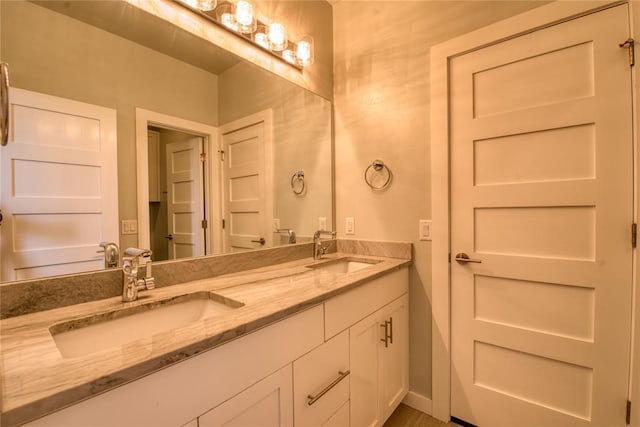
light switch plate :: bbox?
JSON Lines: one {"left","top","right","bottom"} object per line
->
{"left": 318, "top": 217, "right": 327, "bottom": 231}
{"left": 121, "top": 219, "right": 138, "bottom": 235}
{"left": 345, "top": 217, "right": 355, "bottom": 235}
{"left": 419, "top": 220, "right": 432, "bottom": 241}
{"left": 273, "top": 218, "right": 281, "bottom": 231}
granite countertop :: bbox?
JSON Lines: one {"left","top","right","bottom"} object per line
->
{"left": 0, "top": 251, "right": 410, "bottom": 426}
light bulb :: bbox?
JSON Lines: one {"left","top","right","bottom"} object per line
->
{"left": 235, "top": 1, "right": 256, "bottom": 34}
{"left": 282, "top": 48, "right": 296, "bottom": 64}
{"left": 296, "top": 36, "right": 314, "bottom": 67}
{"left": 197, "top": 0, "right": 216, "bottom": 11}
{"left": 254, "top": 24, "right": 269, "bottom": 49}
{"left": 268, "top": 22, "right": 287, "bottom": 52}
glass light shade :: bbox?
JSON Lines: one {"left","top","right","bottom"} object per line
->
{"left": 268, "top": 22, "right": 287, "bottom": 52}
{"left": 282, "top": 43, "right": 296, "bottom": 64}
{"left": 254, "top": 24, "right": 269, "bottom": 49}
{"left": 296, "top": 36, "right": 314, "bottom": 67}
{"left": 216, "top": 2, "right": 237, "bottom": 31}
{"left": 197, "top": 0, "right": 216, "bottom": 11}
{"left": 235, "top": 1, "right": 257, "bottom": 34}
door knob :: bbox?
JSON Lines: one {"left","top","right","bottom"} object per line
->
{"left": 165, "top": 234, "right": 173, "bottom": 240}
{"left": 455, "top": 253, "right": 482, "bottom": 264}
{"left": 251, "top": 237, "right": 266, "bottom": 245}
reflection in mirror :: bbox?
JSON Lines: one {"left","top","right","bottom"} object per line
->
{"left": 0, "top": 0, "right": 332, "bottom": 282}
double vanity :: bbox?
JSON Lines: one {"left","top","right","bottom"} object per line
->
{"left": 0, "top": 240, "right": 411, "bottom": 426}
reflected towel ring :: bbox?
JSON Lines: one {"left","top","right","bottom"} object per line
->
{"left": 364, "top": 160, "right": 392, "bottom": 190}
{"left": 291, "top": 170, "right": 305, "bottom": 195}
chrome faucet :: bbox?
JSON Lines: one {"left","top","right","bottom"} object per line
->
{"left": 313, "top": 230, "right": 336, "bottom": 260}
{"left": 97, "top": 241, "right": 119, "bottom": 268}
{"left": 276, "top": 228, "right": 296, "bottom": 244}
{"left": 122, "top": 248, "right": 155, "bottom": 302}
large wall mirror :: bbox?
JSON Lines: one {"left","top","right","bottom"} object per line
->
{"left": 0, "top": 0, "right": 333, "bottom": 283}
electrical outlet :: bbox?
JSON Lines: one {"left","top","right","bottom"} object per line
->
{"left": 273, "top": 218, "right": 281, "bottom": 231}
{"left": 345, "top": 217, "right": 355, "bottom": 235}
{"left": 319, "top": 217, "right": 327, "bottom": 231}
{"left": 121, "top": 219, "right": 138, "bottom": 235}
{"left": 419, "top": 220, "right": 432, "bottom": 241}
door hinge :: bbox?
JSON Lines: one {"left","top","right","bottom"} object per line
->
{"left": 201, "top": 219, "right": 208, "bottom": 229}
{"left": 626, "top": 400, "right": 631, "bottom": 425}
{"left": 200, "top": 152, "right": 206, "bottom": 163}
{"left": 632, "top": 223, "right": 637, "bottom": 248}
{"left": 620, "top": 38, "right": 635, "bottom": 67}
{"left": 218, "top": 149, "right": 225, "bottom": 161}
{"left": 222, "top": 218, "right": 226, "bottom": 229}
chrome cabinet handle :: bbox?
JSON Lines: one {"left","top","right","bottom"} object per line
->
{"left": 380, "top": 319, "right": 392, "bottom": 347}
{"left": 251, "top": 237, "right": 266, "bottom": 245}
{"left": 1, "top": 62, "right": 9, "bottom": 147}
{"left": 307, "top": 370, "right": 350, "bottom": 406}
{"left": 455, "top": 253, "right": 482, "bottom": 264}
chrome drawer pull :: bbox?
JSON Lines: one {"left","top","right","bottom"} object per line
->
{"left": 307, "top": 370, "right": 350, "bottom": 406}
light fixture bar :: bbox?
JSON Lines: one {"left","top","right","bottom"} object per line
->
{"left": 173, "top": 0, "right": 308, "bottom": 70}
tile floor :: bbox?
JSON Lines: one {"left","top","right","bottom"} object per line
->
{"left": 383, "top": 404, "right": 460, "bottom": 427}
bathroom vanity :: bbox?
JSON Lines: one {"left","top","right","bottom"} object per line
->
{"left": 0, "top": 241, "right": 410, "bottom": 426}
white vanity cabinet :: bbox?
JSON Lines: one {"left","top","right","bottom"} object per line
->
{"left": 23, "top": 266, "right": 409, "bottom": 427}
{"left": 324, "top": 268, "right": 409, "bottom": 427}
{"left": 25, "top": 306, "right": 324, "bottom": 427}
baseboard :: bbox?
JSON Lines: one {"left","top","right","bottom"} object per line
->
{"left": 402, "top": 391, "right": 433, "bottom": 416}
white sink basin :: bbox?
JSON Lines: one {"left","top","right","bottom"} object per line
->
{"left": 50, "top": 292, "right": 244, "bottom": 358}
{"left": 306, "top": 258, "right": 380, "bottom": 274}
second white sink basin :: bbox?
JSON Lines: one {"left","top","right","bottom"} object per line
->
{"left": 306, "top": 258, "right": 380, "bottom": 274}
{"left": 50, "top": 292, "right": 244, "bottom": 358}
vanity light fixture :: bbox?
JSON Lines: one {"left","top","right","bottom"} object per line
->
{"left": 174, "top": 0, "right": 314, "bottom": 70}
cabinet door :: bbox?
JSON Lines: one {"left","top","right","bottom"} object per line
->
{"left": 349, "top": 294, "right": 409, "bottom": 427}
{"left": 198, "top": 365, "right": 293, "bottom": 427}
{"left": 380, "top": 294, "right": 409, "bottom": 421}
{"left": 350, "top": 310, "right": 383, "bottom": 427}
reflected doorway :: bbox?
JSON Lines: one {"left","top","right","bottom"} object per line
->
{"left": 147, "top": 127, "right": 206, "bottom": 261}
{"left": 135, "top": 108, "right": 222, "bottom": 262}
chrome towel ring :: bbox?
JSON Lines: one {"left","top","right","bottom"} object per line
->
{"left": 291, "top": 170, "right": 305, "bottom": 195}
{"left": 364, "top": 160, "right": 392, "bottom": 190}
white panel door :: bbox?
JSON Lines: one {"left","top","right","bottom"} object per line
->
{"left": 166, "top": 137, "right": 204, "bottom": 260}
{"left": 450, "top": 5, "right": 633, "bottom": 427}
{"left": 0, "top": 88, "right": 118, "bottom": 281}
{"left": 221, "top": 122, "right": 271, "bottom": 252}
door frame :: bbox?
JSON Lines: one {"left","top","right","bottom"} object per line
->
{"left": 135, "top": 108, "right": 222, "bottom": 256}
{"left": 429, "top": 0, "right": 639, "bottom": 423}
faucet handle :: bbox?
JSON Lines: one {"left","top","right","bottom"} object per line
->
{"left": 124, "top": 247, "right": 152, "bottom": 258}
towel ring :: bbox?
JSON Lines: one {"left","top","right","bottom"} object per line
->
{"left": 291, "top": 170, "right": 305, "bottom": 195}
{"left": 364, "top": 160, "right": 392, "bottom": 190}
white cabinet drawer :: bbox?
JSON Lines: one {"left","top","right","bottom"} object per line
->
{"left": 324, "top": 268, "right": 408, "bottom": 340}
{"left": 293, "top": 330, "right": 349, "bottom": 426}
{"left": 199, "top": 365, "right": 293, "bottom": 427}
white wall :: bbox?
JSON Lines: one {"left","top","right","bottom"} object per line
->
{"left": 332, "top": 0, "right": 548, "bottom": 402}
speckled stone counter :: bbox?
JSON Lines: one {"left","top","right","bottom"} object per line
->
{"left": 0, "top": 240, "right": 411, "bottom": 426}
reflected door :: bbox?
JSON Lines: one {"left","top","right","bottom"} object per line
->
{"left": 450, "top": 5, "right": 633, "bottom": 426}
{"left": 166, "top": 138, "right": 205, "bottom": 260}
{"left": 222, "top": 121, "right": 271, "bottom": 252}
{"left": 0, "top": 88, "right": 118, "bottom": 281}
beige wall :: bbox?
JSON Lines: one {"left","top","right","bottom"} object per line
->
{"left": 332, "top": 0, "right": 548, "bottom": 400}
{"left": 1, "top": 1, "right": 219, "bottom": 250}
{"left": 219, "top": 61, "right": 333, "bottom": 240}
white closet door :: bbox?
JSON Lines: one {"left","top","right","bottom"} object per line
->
{"left": 450, "top": 5, "right": 633, "bottom": 426}
{"left": 0, "top": 88, "right": 118, "bottom": 281}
